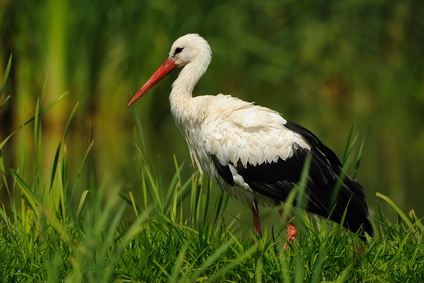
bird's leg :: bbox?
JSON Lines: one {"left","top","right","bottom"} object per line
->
{"left": 275, "top": 201, "right": 297, "bottom": 243}
{"left": 251, "top": 200, "right": 263, "bottom": 238}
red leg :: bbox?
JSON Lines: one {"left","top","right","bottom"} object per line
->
{"left": 275, "top": 201, "right": 297, "bottom": 242}
{"left": 252, "top": 200, "right": 263, "bottom": 238}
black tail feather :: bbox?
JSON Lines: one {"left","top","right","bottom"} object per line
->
{"left": 305, "top": 175, "right": 373, "bottom": 241}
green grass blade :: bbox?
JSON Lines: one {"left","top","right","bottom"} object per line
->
{"left": 0, "top": 132, "right": 15, "bottom": 151}
{"left": 63, "top": 102, "right": 79, "bottom": 141}
{"left": 169, "top": 243, "right": 189, "bottom": 283}
{"left": 334, "top": 264, "right": 352, "bottom": 283}
{"left": 294, "top": 252, "right": 305, "bottom": 283}
{"left": 76, "top": 140, "right": 94, "bottom": 177}
{"left": 0, "top": 93, "right": 10, "bottom": 109}
{"left": 0, "top": 54, "right": 12, "bottom": 98}
{"left": 49, "top": 143, "right": 61, "bottom": 189}
{"left": 295, "top": 152, "right": 312, "bottom": 210}
{"left": 76, "top": 190, "right": 90, "bottom": 216}
{"left": 188, "top": 238, "right": 235, "bottom": 281}
{"left": 43, "top": 207, "right": 72, "bottom": 243}
{"left": 128, "top": 191, "right": 139, "bottom": 218}
{"left": 9, "top": 169, "right": 39, "bottom": 216}
{"left": 342, "top": 124, "right": 358, "bottom": 164}
{"left": 353, "top": 135, "right": 366, "bottom": 179}
{"left": 376, "top": 192, "right": 413, "bottom": 229}
{"left": 21, "top": 91, "right": 68, "bottom": 129}
{"left": 205, "top": 242, "right": 258, "bottom": 282}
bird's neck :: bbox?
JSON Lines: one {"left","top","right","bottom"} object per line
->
{"left": 169, "top": 58, "right": 209, "bottom": 108}
{"left": 169, "top": 59, "right": 208, "bottom": 123}
{"left": 170, "top": 58, "right": 207, "bottom": 98}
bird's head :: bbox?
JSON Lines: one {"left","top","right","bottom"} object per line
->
{"left": 128, "top": 33, "right": 211, "bottom": 106}
{"left": 169, "top": 33, "right": 211, "bottom": 67}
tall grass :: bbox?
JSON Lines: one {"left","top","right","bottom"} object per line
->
{"left": 1, "top": 59, "right": 424, "bottom": 282}
{"left": 1, "top": 57, "right": 150, "bottom": 282}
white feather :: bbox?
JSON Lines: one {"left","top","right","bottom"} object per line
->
{"left": 172, "top": 93, "right": 311, "bottom": 206}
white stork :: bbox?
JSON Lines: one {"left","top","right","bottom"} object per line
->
{"left": 128, "top": 34, "right": 373, "bottom": 242}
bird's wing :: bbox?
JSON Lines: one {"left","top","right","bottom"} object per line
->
{"left": 200, "top": 95, "right": 312, "bottom": 195}
{"left": 201, "top": 95, "right": 310, "bottom": 167}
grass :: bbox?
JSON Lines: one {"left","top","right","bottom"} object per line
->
{"left": 1, "top": 56, "right": 424, "bottom": 282}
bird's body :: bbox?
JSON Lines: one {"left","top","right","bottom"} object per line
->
{"left": 129, "top": 34, "right": 373, "bottom": 240}
{"left": 173, "top": 93, "right": 307, "bottom": 207}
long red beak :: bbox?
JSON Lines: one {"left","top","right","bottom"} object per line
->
{"left": 128, "top": 58, "right": 177, "bottom": 106}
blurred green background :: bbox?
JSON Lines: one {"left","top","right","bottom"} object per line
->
{"left": 1, "top": 0, "right": 423, "bottom": 216}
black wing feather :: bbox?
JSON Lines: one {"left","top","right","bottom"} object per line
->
{"left": 212, "top": 155, "right": 234, "bottom": 186}
{"left": 284, "top": 121, "right": 342, "bottom": 167}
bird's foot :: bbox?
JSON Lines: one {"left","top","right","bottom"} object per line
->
{"left": 283, "top": 224, "right": 298, "bottom": 250}
{"left": 286, "top": 223, "right": 297, "bottom": 242}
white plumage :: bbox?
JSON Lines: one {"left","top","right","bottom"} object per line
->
{"left": 180, "top": 94, "right": 309, "bottom": 206}
{"left": 129, "top": 34, "right": 372, "bottom": 241}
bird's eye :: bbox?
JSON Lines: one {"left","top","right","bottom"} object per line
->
{"left": 174, "top": 47, "right": 184, "bottom": 55}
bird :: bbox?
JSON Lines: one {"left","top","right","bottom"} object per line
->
{"left": 128, "top": 33, "right": 373, "bottom": 242}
